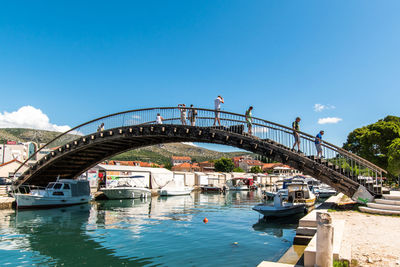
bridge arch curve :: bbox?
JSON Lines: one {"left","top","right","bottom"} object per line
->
{"left": 13, "top": 107, "right": 386, "bottom": 197}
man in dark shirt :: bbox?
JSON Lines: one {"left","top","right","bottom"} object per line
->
{"left": 291, "top": 117, "right": 301, "bottom": 152}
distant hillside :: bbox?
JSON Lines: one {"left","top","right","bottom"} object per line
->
{"left": 112, "top": 143, "right": 250, "bottom": 164}
{"left": 0, "top": 128, "right": 62, "bottom": 144}
{"left": 0, "top": 128, "right": 251, "bottom": 164}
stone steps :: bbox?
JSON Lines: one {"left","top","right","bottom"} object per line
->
{"left": 359, "top": 206, "right": 400, "bottom": 215}
{"left": 0, "top": 186, "right": 8, "bottom": 197}
{"left": 360, "top": 191, "right": 400, "bottom": 215}
{"left": 367, "top": 202, "right": 400, "bottom": 211}
{"left": 383, "top": 194, "right": 400, "bottom": 201}
{"left": 375, "top": 198, "right": 400, "bottom": 205}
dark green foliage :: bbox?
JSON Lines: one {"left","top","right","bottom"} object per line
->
{"left": 233, "top": 167, "right": 244, "bottom": 172}
{"left": 343, "top": 116, "right": 400, "bottom": 177}
{"left": 214, "top": 158, "right": 235, "bottom": 172}
{"left": 250, "top": 166, "right": 262, "bottom": 173}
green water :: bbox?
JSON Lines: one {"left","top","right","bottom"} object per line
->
{"left": 0, "top": 191, "right": 302, "bottom": 266}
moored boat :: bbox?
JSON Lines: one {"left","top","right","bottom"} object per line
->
{"left": 13, "top": 179, "right": 91, "bottom": 209}
{"left": 100, "top": 175, "right": 151, "bottom": 199}
{"left": 159, "top": 187, "right": 193, "bottom": 196}
{"left": 252, "top": 193, "right": 306, "bottom": 217}
{"left": 226, "top": 177, "right": 254, "bottom": 191}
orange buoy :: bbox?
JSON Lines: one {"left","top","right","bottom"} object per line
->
{"left": 203, "top": 217, "right": 208, "bottom": 223}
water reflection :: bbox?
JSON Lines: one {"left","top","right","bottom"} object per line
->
{"left": 4, "top": 205, "right": 147, "bottom": 266}
{"left": 252, "top": 214, "right": 303, "bottom": 238}
{"left": 0, "top": 191, "right": 301, "bottom": 266}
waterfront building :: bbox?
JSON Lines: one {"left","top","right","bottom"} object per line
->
{"left": 197, "top": 161, "right": 215, "bottom": 172}
{"left": 171, "top": 162, "right": 201, "bottom": 172}
{"left": 171, "top": 156, "right": 192, "bottom": 166}
{"left": 238, "top": 159, "right": 263, "bottom": 172}
{"left": 232, "top": 155, "right": 253, "bottom": 168}
{"left": 0, "top": 159, "right": 29, "bottom": 180}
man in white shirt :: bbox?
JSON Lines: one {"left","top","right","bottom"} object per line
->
{"left": 213, "top": 95, "right": 224, "bottom": 126}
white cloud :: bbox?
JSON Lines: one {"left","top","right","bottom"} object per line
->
{"left": 0, "top": 106, "right": 71, "bottom": 132}
{"left": 314, "top": 104, "right": 336, "bottom": 112}
{"left": 318, "top": 117, "right": 343, "bottom": 124}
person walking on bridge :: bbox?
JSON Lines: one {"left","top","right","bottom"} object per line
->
{"left": 188, "top": 104, "right": 197, "bottom": 126}
{"left": 315, "top": 130, "right": 324, "bottom": 158}
{"left": 156, "top": 113, "right": 164, "bottom": 124}
{"left": 291, "top": 117, "right": 301, "bottom": 153}
{"left": 245, "top": 106, "right": 253, "bottom": 135}
{"left": 178, "top": 104, "right": 187, "bottom": 125}
{"left": 213, "top": 95, "right": 224, "bottom": 126}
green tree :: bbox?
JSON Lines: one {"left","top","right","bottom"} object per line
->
{"left": 163, "top": 162, "right": 173, "bottom": 170}
{"left": 214, "top": 158, "right": 234, "bottom": 172}
{"left": 250, "top": 166, "right": 262, "bottom": 173}
{"left": 343, "top": 115, "right": 400, "bottom": 177}
{"left": 233, "top": 167, "right": 244, "bottom": 172}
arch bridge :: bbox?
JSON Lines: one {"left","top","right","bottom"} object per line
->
{"left": 13, "top": 107, "right": 386, "bottom": 197}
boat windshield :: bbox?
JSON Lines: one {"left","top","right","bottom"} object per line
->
{"left": 46, "top": 183, "right": 55, "bottom": 189}
{"left": 53, "top": 183, "right": 63, "bottom": 190}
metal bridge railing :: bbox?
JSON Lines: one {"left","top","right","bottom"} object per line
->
{"left": 15, "top": 107, "right": 386, "bottom": 187}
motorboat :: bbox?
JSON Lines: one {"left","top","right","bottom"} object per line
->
{"left": 264, "top": 188, "right": 288, "bottom": 200}
{"left": 263, "top": 177, "right": 304, "bottom": 200}
{"left": 159, "top": 179, "right": 193, "bottom": 196}
{"left": 159, "top": 187, "right": 193, "bottom": 196}
{"left": 286, "top": 181, "right": 316, "bottom": 207}
{"left": 316, "top": 185, "right": 337, "bottom": 198}
{"left": 252, "top": 192, "right": 306, "bottom": 217}
{"left": 13, "top": 179, "right": 91, "bottom": 209}
{"left": 226, "top": 178, "right": 254, "bottom": 190}
{"left": 100, "top": 175, "right": 151, "bottom": 199}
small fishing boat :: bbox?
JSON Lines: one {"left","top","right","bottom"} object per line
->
{"left": 252, "top": 193, "right": 306, "bottom": 217}
{"left": 101, "top": 175, "right": 151, "bottom": 199}
{"left": 13, "top": 179, "right": 91, "bottom": 209}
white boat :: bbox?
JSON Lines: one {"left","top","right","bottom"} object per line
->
{"left": 100, "top": 176, "right": 151, "bottom": 199}
{"left": 226, "top": 177, "right": 254, "bottom": 190}
{"left": 316, "top": 185, "right": 337, "bottom": 198}
{"left": 264, "top": 188, "right": 288, "bottom": 200}
{"left": 159, "top": 187, "right": 193, "bottom": 196}
{"left": 252, "top": 193, "right": 306, "bottom": 217}
{"left": 14, "top": 179, "right": 91, "bottom": 209}
{"left": 286, "top": 181, "right": 316, "bottom": 207}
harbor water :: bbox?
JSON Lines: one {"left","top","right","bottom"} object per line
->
{"left": 0, "top": 190, "right": 303, "bottom": 266}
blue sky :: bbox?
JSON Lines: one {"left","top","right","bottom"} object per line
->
{"left": 0, "top": 1, "right": 399, "bottom": 151}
